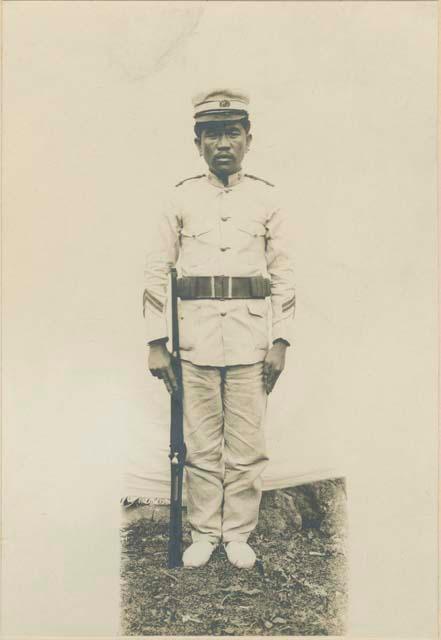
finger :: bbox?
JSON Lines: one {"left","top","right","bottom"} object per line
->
{"left": 158, "top": 366, "right": 171, "bottom": 380}
{"left": 263, "top": 364, "right": 271, "bottom": 390}
{"left": 263, "top": 362, "right": 271, "bottom": 382}
{"left": 264, "top": 374, "right": 272, "bottom": 394}
{"left": 266, "top": 364, "right": 274, "bottom": 380}
{"left": 268, "top": 370, "right": 281, "bottom": 393}
{"left": 167, "top": 366, "right": 178, "bottom": 393}
{"left": 162, "top": 375, "right": 173, "bottom": 395}
{"left": 267, "top": 371, "right": 277, "bottom": 393}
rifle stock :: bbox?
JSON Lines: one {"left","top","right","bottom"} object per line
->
{"left": 167, "top": 268, "right": 186, "bottom": 568}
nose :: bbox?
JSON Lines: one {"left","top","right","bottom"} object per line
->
{"left": 216, "top": 132, "right": 231, "bottom": 149}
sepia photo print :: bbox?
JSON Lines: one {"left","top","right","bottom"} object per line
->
{"left": 2, "top": 1, "right": 438, "bottom": 638}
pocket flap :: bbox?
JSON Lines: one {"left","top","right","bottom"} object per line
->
{"left": 178, "top": 299, "right": 202, "bottom": 318}
{"left": 181, "top": 220, "right": 213, "bottom": 238}
{"left": 237, "top": 221, "right": 266, "bottom": 237}
{"left": 247, "top": 299, "right": 267, "bottom": 317}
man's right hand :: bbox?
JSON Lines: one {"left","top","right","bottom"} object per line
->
{"left": 148, "top": 342, "right": 178, "bottom": 396}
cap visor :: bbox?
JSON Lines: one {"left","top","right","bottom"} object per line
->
{"left": 194, "top": 110, "right": 248, "bottom": 123}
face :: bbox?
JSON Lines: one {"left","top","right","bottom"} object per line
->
{"left": 195, "top": 122, "right": 252, "bottom": 176}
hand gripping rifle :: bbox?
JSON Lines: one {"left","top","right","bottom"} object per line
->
{"left": 167, "top": 268, "right": 186, "bottom": 568}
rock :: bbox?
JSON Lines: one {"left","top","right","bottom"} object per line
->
{"left": 315, "top": 478, "right": 347, "bottom": 536}
{"left": 258, "top": 489, "right": 302, "bottom": 533}
{"left": 284, "top": 478, "right": 347, "bottom": 534}
{"left": 284, "top": 485, "right": 322, "bottom": 528}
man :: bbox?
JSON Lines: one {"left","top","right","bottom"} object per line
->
{"left": 144, "top": 89, "right": 295, "bottom": 569}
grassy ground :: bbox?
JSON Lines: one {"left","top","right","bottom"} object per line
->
{"left": 121, "top": 485, "right": 347, "bottom": 636}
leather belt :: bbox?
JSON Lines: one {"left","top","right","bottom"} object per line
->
{"left": 177, "top": 276, "right": 271, "bottom": 300}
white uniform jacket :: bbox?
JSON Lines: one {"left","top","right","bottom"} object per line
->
{"left": 144, "top": 171, "right": 295, "bottom": 367}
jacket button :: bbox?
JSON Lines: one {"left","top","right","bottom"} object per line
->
{"left": 220, "top": 312, "right": 227, "bottom": 317}
{"left": 221, "top": 217, "right": 229, "bottom": 222}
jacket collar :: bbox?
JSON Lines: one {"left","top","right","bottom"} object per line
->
{"left": 208, "top": 170, "right": 243, "bottom": 189}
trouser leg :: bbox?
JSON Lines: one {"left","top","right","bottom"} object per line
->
{"left": 222, "top": 361, "right": 269, "bottom": 543}
{"left": 181, "top": 360, "right": 223, "bottom": 545}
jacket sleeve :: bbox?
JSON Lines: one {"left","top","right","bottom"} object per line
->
{"left": 143, "top": 197, "right": 181, "bottom": 344}
{"left": 265, "top": 203, "right": 296, "bottom": 345}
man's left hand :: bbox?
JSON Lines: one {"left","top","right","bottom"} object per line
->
{"left": 263, "top": 341, "right": 288, "bottom": 394}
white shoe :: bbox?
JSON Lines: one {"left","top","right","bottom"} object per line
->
{"left": 225, "top": 541, "right": 256, "bottom": 569}
{"left": 182, "top": 541, "right": 216, "bottom": 568}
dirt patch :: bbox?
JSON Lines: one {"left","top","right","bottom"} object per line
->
{"left": 121, "top": 480, "right": 347, "bottom": 636}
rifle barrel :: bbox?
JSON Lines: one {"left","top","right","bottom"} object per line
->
{"left": 168, "top": 268, "right": 185, "bottom": 568}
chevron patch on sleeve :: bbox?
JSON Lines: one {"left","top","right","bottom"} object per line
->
{"left": 143, "top": 289, "right": 164, "bottom": 317}
{"left": 282, "top": 295, "right": 296, "bottom": 314}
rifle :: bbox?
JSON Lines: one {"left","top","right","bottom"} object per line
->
{"left": 167, "top": 268, "right": 186, "bottom": 568}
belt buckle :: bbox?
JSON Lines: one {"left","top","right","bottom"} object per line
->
{"left": 212, "top": 276, "right": 232, "bottom": 300}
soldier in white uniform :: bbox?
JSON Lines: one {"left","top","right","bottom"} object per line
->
{"left": 144, "top": 89, "right": 295, "bottom": 569}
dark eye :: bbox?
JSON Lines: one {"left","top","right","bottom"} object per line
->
{"left": 205, "top": 130, "right": 219, "bottom": 139}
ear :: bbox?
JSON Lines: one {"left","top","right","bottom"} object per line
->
{"left": 194, "top": 137, "right": 202, "bottom": 156}
{"left": 245, "top": 133, "right": 253, "bottom": 153}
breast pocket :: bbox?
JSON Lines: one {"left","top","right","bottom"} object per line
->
{"left": 232, "top": 220, "right": 267, "bottom": 259}
{"left": 180, "top": 219, "right": 214, "bottom": 242}
{"left": 180, "top": 219, "right": 217, "bottom": 272}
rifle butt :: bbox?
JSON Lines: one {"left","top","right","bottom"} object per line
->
{"left": 167, "top": 464, "right": 184, "bottom": 568}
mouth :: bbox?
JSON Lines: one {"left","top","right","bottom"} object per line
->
{"left": 215, "top": 155, "right": 234, "bottom": 162}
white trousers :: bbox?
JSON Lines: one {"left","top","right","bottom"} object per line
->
{"left": 181, "top": 359, "right": 269, "bottom": 544}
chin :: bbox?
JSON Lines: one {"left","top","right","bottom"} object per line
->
{"left": 213, "top": 164, "right": 236, "bottom": 176}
